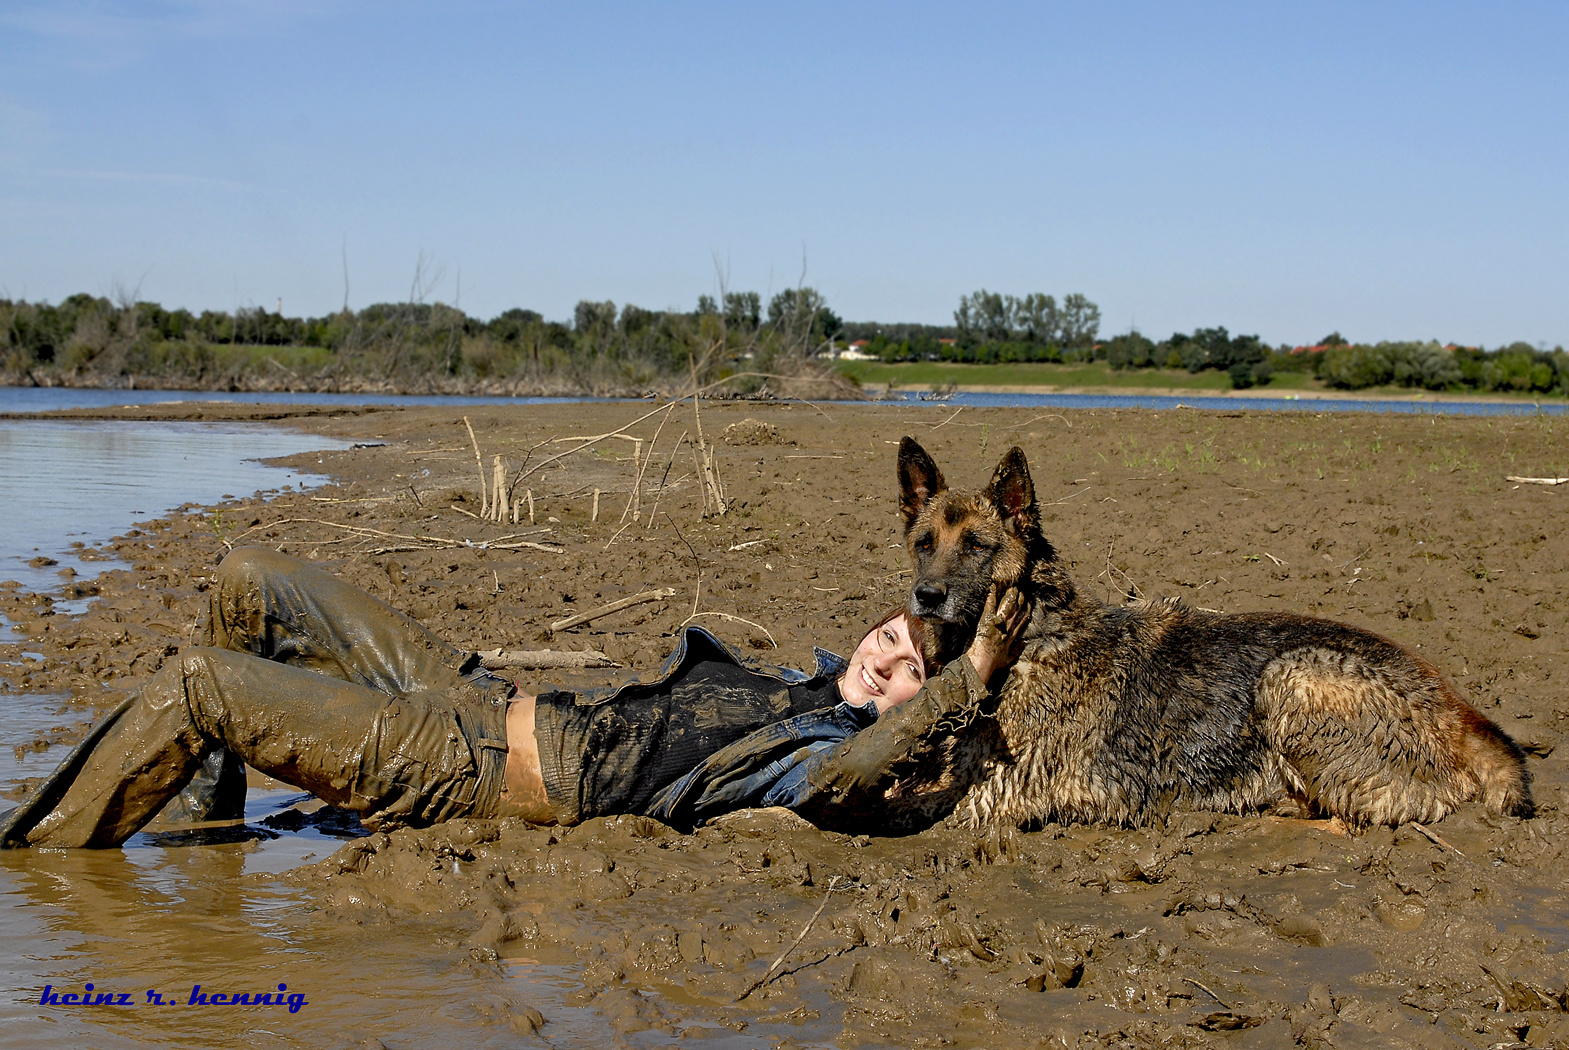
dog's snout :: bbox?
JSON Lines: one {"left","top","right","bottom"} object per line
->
{"left": 913, "top": 583, "right": 947, "bottom": 610}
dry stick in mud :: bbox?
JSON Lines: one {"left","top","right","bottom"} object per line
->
{"left": 515, "top": 399, "right": 680, "bottom": 483}
{"left": 665, "top": 511, "right": 703, "bottom": 620}
{"left": 476, "top": 649, "right": 619, "bottom": 670}
{"left": 549, "top": 588, "right": 676, "bottom": 633}
{"left": 621, "top": 402, "right": 678, "bottom": 526}
{"left": 230, "top": 518, "right": 563, "bottom": 556}
{"left": 1182, "top": 977, "right": 1231, "bottom": 1010}
{"left": 462, "top": 416, "right": 488, "bottom": 517}
{"left": 683, "top": 610, "right": 776, "bottom": 648}
{"left": 490, "top": 456, "right": 506, "bottom": 522}
{"left": 645, "top": 431, "right": 689, "bottom": 531}
{"left": 1506, "top": 475, "right": 1569, "bottom": 485}
{"left": 735, "top": 876, "right": 843, "bottom": 1002}
{"left": 654, "top": 507, "right": 776, "bottom": 646}
{"left": 692, "top": 440, "right": 709, "bottom": 517}
{"left": 603, "top": 518, "right": 636, "bottom": 550}
{"left": 1411, "top": 821, "right": 1465, "bottom": 856}
{"left": 687, "top": 354, "right": 727, "bottom": 515}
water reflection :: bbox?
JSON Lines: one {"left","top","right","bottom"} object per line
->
{"left": 0, "top": 693, "right": 96, "bottom": 798}
{"left": 0, "top": 830, "right": 816, "bottom": 1048}
{"left": 0, "top": 843, "right": 555, "bottom": 1049}
{"left": 0, "top": 386, "right": 597, "bottom": 413}
{"left": 0, "top": 421, "right": 349, "bottom": 593}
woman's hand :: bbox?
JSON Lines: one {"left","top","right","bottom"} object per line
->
{"left": 963, "top": 584, "right": 1030, "bottom": 686}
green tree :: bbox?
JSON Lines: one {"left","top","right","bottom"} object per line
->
{"left": 767, "top": 287, "right": 840, "bottom": 343}
{"left": 723, "top": 291, "right": 761, "bottom": 331}
{"left": 1103, "top": 331, "right": 1155, "bottom": 369}
{"left": 1059, "top": 293, "right": 1101, "bottom": 347}
{"left": 1014, "top": 293, "right": 1059, "bottom": 343}
{"left": 1319, "top": 344, "right": 1394, "bottom": 389}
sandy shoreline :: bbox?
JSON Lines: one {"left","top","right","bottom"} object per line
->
{"left": 2, "top": 400, "right": 1566, "bottom": 1048}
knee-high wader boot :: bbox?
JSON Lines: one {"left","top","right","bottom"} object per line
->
{"left": 1, "top": 646, "right": 507, "bottom": 848}
{"left": 1, "top": 547, "right": 508, "bottom": 847}
{"left": 163, "top": 546, "right": 486, "bottom": 822}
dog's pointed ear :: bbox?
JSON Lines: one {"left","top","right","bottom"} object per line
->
{"left": 898, "top": 437, "right": 946, "bottom": 527}
{"left": 985, "top": 447, "right": 1037, "bottom": 532}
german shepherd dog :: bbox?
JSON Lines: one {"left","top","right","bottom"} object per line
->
{"left": 898, "top": 436, "right": 1532, "bottom": 828}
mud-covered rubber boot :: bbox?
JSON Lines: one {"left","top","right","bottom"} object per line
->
{"left": 207, "top": 547, "right": 472, "bottom": 694}
{"left": 156, "top": 747, "right": 248, "bottom": 824}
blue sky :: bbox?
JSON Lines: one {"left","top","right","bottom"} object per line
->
{"left": 1, "top": 1, "right": 1564, "bottom": 347}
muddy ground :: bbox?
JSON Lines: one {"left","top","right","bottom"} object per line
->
{"left": 2, "top": 400, "right": 1567, "bottom": 1049}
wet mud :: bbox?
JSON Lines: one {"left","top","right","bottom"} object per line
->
{"left": 2, "top": 400, "right": 1566, "bottom": 1048}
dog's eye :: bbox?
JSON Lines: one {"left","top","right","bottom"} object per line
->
{"left": 964, "top": 536, "right": 994, "bottom": 554}
{"left": 912, "top": 534, "right": 934, "bottom": 552}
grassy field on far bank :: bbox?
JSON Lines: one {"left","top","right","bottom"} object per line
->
{"left": 834, "top": 359, "right": 1317, "bottom": 393}
{"left": 832, "top": 359, "right": 1569, "bottom": 402}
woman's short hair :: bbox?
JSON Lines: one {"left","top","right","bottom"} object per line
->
{"left": 863, "top": 606, "right": 942, "bottom": 679}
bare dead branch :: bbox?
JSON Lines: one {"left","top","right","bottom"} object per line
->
{"left": 475, "top": 648, "right": 620, "bottom": 670}
{"left": 462, "top": 416, "right": 488, "bottom": 516}
{"left": 550, "top": 587, "right": 676, "bottom": 632}
{"left": 734, "top": 876, "right": 842, "bottom": 1001}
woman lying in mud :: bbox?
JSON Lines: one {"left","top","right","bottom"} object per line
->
{"left": 1, "top": 548, "right": 1027, "bottom": 848}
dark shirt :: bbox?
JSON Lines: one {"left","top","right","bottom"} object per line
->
{"left": 532, "top": 626, "right": 877, "bottom": 826}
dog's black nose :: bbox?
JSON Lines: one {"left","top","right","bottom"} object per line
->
{"left": 913, "top": 583, "right": 947, "bottom": 610}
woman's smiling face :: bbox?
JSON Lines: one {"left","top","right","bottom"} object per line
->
{"left": 840, "top": 613, "right": 927, "bottom": 713}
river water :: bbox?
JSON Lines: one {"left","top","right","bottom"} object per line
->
{"left": 3, "top": 383, "right": 1566, "bottom": 417}
{"left": 0, "top": 384, "right": 1564, "bottom": 1048}
{"left": 0, "top": 421, "right": 345, "bottom": 594}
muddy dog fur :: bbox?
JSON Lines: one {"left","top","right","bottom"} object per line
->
{"left": 897, "top": 436, "right": 1533, "bottom": 828}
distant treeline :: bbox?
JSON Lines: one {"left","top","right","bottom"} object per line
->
{"left": 1094, "top": 328, "right": 1569, "bottom": 396}
{"left": 5, "top": 290, "right": 1564, "bottom": 399}
{"left": 846, "top": 289, "right": 1104, "bottom": 364}
{"left": 0, "top": 288, "right": 853, "bottom": 398}
{"left": 849, "top": 293, "right": 1568, "bottom": 397}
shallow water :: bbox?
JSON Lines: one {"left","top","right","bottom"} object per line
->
{"left": 0, "top": 692, "right": 95, "bottom": 795}
{"left": 0, "top": 420, "right": 350, "bottom": 593}
{"left": 0, "top": 844, "right": 572, "bottom": 1049}
{"left": 0, "top": 386, "right": 596, "bottom": 413}
{"left": 4, "top": 382, "right": 1565, "bottom": 416}
{"left": 0, "top": 723, "right": 582, "bottom": 1048}
{"left": 0, "top": 824, "right": 837, "bottom": 1049}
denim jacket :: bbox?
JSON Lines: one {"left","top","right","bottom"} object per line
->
{"left": 563, "top": 625, "right": 881, "bottom": 829}
{"left": 594, "top": 626, "right": 989, "bottom": 833}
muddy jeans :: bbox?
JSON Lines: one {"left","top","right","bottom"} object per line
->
{"left": 6, "top": 547, "right": 510, "bottom": 848}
